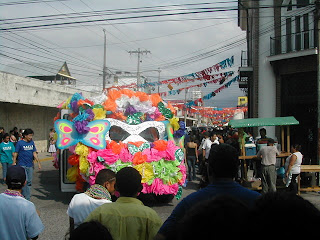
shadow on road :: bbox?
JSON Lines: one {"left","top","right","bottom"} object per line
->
{"left": 33, "top": 169, "right": 74, "bottom": 205}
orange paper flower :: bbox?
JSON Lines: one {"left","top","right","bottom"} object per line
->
{"left": 132, "top": 152, "right": 148, "bottom": 165}
{"left": 103, "top": 98, "right": 117, "bottom": 112}
{"left": 150, "top": 93, "right": 162, "bottom": 107}
{"left": 108, "top": 89, "right": 122, "bottom": 100}
{"left": 128, "top": 141, "right": 145, "bottom": 147}
{"left": 108, "top": 140, "right": 125, "bottom": 155}
{"left": 153, "top": 140, "right": 168, "bottom": 151}
{"left": 135, "top": 91, "right": 149, "bottom": 102}
{"left": 120, "top": 89, "right": 135, "bottom": 98}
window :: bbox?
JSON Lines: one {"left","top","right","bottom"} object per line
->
{"left": 287, "top": 0, "right": 293, "bottom": 11}
{"left": 295, "top": 16, "right": 301, "bottom": 50}
{"left": 286, "top": 18, "right": 292, "bottom": 52}
{"left": 303, "top": 13, "right": 310, "bottom": 48}
{"left": 297, "top": 0, "right": 309, "bottom": 8}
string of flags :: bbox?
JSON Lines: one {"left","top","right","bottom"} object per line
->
{"left": 159, "top": 72, "right": 235, "bottom": 97}
{"left": 111, "top": 56, "right": 235, "bottom": 89}
{"left": 185, "top": 75, "right": 240, "bottom": 107}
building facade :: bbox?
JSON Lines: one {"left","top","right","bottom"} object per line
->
{"left": 238, "top": 0, "right": 319, "bottom": 163}
{"left": 0, "top": 71, "right": 94, "bottom": 152}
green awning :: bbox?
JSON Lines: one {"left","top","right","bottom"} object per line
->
{"left": 228, "top": 116, "right": 299, "bottom": 128}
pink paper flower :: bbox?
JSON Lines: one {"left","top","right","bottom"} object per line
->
{"left": 144, "top": 178, "right": 179, "bottom": 195}
{"left": 164, "top": 140, "right": 179, "bottom": 160}
{"left": 119, "top": 147, "right": 133, "bottom": 162}
{"left": 96, "top": 149, "right": 118, "bottom": 165}
{"left": 142, "top": 148, "right": 163, "bottom": 162}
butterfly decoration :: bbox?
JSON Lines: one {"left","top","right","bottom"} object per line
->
{"left": 54, "top": 119, "right": 111, "bottom": 150}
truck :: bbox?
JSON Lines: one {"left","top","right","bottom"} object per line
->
{"left": 55, "top": 89, "right": 187, "bottom": 202}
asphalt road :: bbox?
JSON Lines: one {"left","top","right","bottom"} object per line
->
{"left": 0, "top": 153, "right": 198, "bottom": 239}
{"left": 1, "top": 153, "right": 319, "bottom": 239}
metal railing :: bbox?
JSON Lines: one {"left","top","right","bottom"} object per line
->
{"left": 240, "top": 50, "right": 250, "bottom": 67}
{"left": 270, "top": 29, "right": 315, "bottom": 56}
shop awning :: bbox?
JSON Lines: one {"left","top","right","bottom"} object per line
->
{"left": 228, "top": 116, "right": 299, "bottom": 128}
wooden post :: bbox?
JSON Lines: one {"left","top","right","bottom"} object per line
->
{"left": 281, "top": 126, "right": 285, "bottom": 152}
{"left": 287, "top": 126, "right": 290, "bottom": 153}
{"left": 240, "top": 128, "right": 247, "bottom": 180}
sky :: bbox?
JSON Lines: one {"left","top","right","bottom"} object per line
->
{"left": 0, "top": 0, "right": 247, "bottom": 108}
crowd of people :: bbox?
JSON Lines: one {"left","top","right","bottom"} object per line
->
{"left": 0, "top": 127, "right": 319, "bottom": 240}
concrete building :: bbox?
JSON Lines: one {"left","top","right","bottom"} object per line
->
{"left": 3, "top": 61, "right": 76, "bottom": 85}
{"left": 238, "top": 0, "right": 319, "bottom": 163}
{"left": 0, "top": 71, "right": 95, "bottom": 152}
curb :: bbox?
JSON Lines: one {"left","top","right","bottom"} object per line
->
{"left": 0, "top": 157, "right": 54, "bottom": 169}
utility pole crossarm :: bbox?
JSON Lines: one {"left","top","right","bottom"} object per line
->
{"left": 128, "top": 48, "right": 151, "bottom": 92}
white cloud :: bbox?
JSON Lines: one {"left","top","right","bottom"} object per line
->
{"left": 0, "top": 0, "right": 246, "bottom": 108}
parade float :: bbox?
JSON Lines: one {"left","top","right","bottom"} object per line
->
{"left": 54, "top": 89, "right": 187, "bottom": 201}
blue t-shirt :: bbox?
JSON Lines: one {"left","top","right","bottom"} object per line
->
{"left": 15, "top": 140, "right": 37, "bottom": 167}
{"left": 158, "top": 181, "right": 261, "bottom": 238}
{"left": 0, "top": 142, "right": 15, "bottom": 163}
{"left": 0, "top": 193, "right": 44, "bottom": 240}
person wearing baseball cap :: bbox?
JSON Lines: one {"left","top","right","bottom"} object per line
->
{"left": 0, "top": 165, "right": 44, "bottom": 240}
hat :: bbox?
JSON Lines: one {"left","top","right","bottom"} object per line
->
{"left": 6, "top": 165, "right": 26, "bottom": 186}
{"left": 268, "top": 138, "right": 275, "bottom": 144}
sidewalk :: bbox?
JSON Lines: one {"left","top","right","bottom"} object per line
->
{"left": 0, "top": 152, "right": 53, "bottom": 169}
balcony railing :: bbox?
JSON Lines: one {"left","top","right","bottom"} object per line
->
{"left": 240, "top": 50, "right": 250, "bottom": 67}
{"left": 270, "top": 29, "right": 315, "bottom": 56}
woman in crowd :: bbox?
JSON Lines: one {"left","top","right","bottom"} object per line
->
{"left": 0, "top": 133, "right": 15, "bottom": 183}
{"left": 185, "top": 135, "right": 198, "bottom": 181}
{"left": 285, "top": 144, "right": 303, "bottom": 194}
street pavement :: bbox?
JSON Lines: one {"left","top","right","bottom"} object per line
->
{"left": 0, "top": 153, "right": 198, "bottom": 239}
{"left": 0, "top": 152, "right": 319, "bottom": 239}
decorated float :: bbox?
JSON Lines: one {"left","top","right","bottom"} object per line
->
{"left": 54, "top": 89, "right": 187, "bottom": 201}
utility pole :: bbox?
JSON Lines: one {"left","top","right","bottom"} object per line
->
{"left": 316, "top": 0, "right": 320, "bottom": 165}
{"left": 184, "top": 88, "right": 188, "bottom": 125}
{"left": 128, "top": 48, "right": 151, "bottom": 91}
{"left": 157, "top": 68, "right": 161, "bottom": 93}
{"left": 102, "top": 29, "right": 107, "bottom": 91}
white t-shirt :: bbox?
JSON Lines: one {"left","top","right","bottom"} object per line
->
{"left": 0, "top": 193, "right": 44, "bottom": 240}
{"left": 67, "top": 193, "right": 111, "bottom": 228}
{"left": 202, "top": 138, "right": 212, "bottom": 159}
{"left": 285, "top": 152, "right": 303, "bottom": 174}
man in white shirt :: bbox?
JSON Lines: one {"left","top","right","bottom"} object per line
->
{"left": 202, "top": 132, "right": 212, "bottom": 161}
{"left": 200, "top": 132, "right": 212, "bottom": 186}
{"left": 0, "top": 165, "right": 44, "bottom": 240}
{"left": 256, "top": 138, "right": 279, "bottom": 194}
{"left": 67, "top": 169, "right": 116, "bottom": 230}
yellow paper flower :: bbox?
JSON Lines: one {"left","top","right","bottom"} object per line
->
{"left": 134, "top": 162, "right": 154, "bottom": 184}
{"left": 79, "top": 155, "right": 89, "bottom": 174}
{"left": 92, "top": 108, "right": 107, "bottom": 120}
{"left": 75, "top": 143, "right": 89, "bottom": 157}
{"left": 62, "top": 96, "right": 71, "bottom": 109}
{"left": 66, "top": 165, "right": 78, "bottom": 182}
{"left": 169, "top": 117, "right": 180, "bottom": 131}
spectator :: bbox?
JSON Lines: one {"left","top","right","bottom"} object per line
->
{"left": 185, "top": 135, "right": 198, "bottom": 181}
{"left": 0, "top": 165, "right": 44, "bottom": 240}
{"left": 285, "top": 144, "right": 303, "bottom": 194}
{"left": 85, "top": 167, "right": 162, "bottom": 240}
{"left": 13, "top": 128, "right": 41, "bottom": 200}
{"left": 18, "top": 129, "right": 24, "bottom": 141}
{"left": 67, "top": 169, "right": 116, "bottom": 230}
{"left": 68, "top": 221, "right": 113, "bottom": 240}
{"left": 199, "top": 131, "right": 212, "bottom": 186}
{"left": 0, "top": 127, "right": 4, "bottom": 143}
{"left": 256, "top": 138, "right": 279, "bottom": 194}
{"left": 12, "top": 127, "right": 19, "bottom": 143}
{"left": 255, "top": 128, "right": 269, "bottom": 144}
{"left": 48, "top": 137, "right": 57, "bottom": 157}
{"left": 251, "top": 192, "right": 320, "bottom": 237}
{"left": 9, "top": 130, "right": 17, "bottom": 145}
{"left": 0, "top": 133, "right": 15, "bottom": 183}
{"left": 178, "top": 195, "right": 250, "bottom": 239}
{"left": 155, "top": 144, "right": 260, "bottom": 240}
